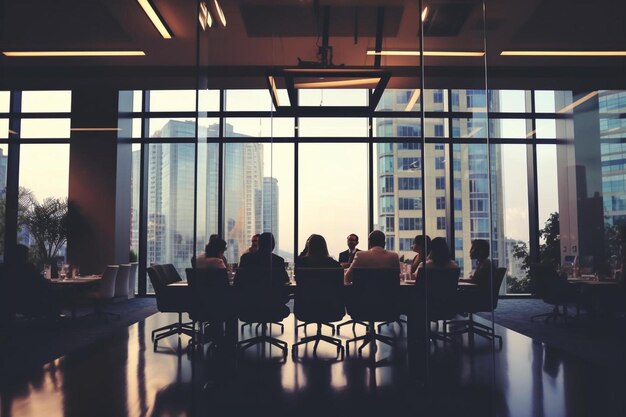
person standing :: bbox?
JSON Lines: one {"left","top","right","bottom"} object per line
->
{"left": 338, "top": 233, "right": 361, "bottom": 267}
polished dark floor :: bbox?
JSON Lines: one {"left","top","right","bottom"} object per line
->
{"left": 1, "top": 311, "right": 624, "bottom": 417}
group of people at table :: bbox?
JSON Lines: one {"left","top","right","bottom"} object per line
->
{"left": 193, "top": 230, "right": 493, "bottom": 295}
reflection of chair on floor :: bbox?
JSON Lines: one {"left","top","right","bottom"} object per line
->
{"left": 449, "top": 267, "right": 506, "bottom": 348}
{"left": 147, "top": 264, "right": 194, "bottom": 350}
{"left": 292, "top": 268, "right": 345, "bottom": 360}
{"left": 345, "top": 268, "right": 400, "bottom": 359}
{"left": 529, "top": 264, "right": 577, "bottom": 322}
{"left": 235, "top": 268, "right": 290, "bottom": 359}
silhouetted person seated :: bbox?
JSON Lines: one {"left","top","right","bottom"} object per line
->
{"left": 192, "top": 234, "right": 230, "bottom": 271}
{"left": 414, "top": 237, "right": 458, "bottom": 278}
{"left": 296, "top": 234, "right": 314, "bottom": 265}
{"left": 195, "top": 237, "right": 227, "bottom": 269}
{"left": 410, "top": 234, "right": 431, "bottom": 276}
{"left": 242, "top": 234, "right": 260, "bottom": 255}
{"left": 1, "top": 244, "right": 60, "bottom": 319}
{"left": 344, "top": 230, "right": 400, "bottom": 284}
{"left": 459, "top": 239, "right": 492, "bottom": 289}
{"left": 236, "top": 232, "right": 288, "bottom": 285}
{"left": 295, "top": 234, "right": 340, "bottom": 268}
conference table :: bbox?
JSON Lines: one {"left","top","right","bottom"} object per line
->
{"left": 46, "top": 275, "right": 101, "bottom": 319}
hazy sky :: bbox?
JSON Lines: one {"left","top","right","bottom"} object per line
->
{"left": 11, "top": 88, "right": 562, "bottom": 257}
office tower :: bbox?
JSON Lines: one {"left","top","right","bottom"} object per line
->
{"left": 376, "top": 89, "right": 505, "bottom": 277}
{"left": 0, "top": 148, "right": 7, "bottom": 197}
{"left": 263, "top": 177, "right": 279, "bottom": 250}
{"left": 137, "top": 120, "right": 267, "bottom": 273}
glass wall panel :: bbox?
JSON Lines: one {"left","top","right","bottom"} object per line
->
{"left": 18, "top": 144, "right": 70, "bottom": 266}
{"left": 146, "top": 143, "right": 195, "bottom": 290}
{"left": 21, "top": 91, "right": 71, "bottom": 113}
{"left": 148, "top": 90, "right": 198, "bottom": 112}
{"left": 224, "top": 118, "right": 294, "bottom": 137}
{"left": 537, "top": 144, "right": 560, "bottom": 283}
{"left": 0, "top": 144, "right": 7, "bottom": 262}
{"left": 0, "top": 91, "right": 9, "bottom": 112}
{"left": 376, "top": 89, "right": 421, "bottom": 112}
{"left": 0, "top": 119, "right": 8, "bottom": 139}
{"left": 299, "top": 89, "right": 368, "bottom": 107}
{"left": 298, "top": 118, "right": 368, "bottom": 137}
{"left": 496, "top": 144, "right": 530, "bottom": 294}
{"left": 298, "top": 143, "right": 368, "bottom": 260}
{"left": 148, "top": 118, "right": 199, "bottom": 138}
{"left": 20, "top": 118, "right": 71, "bottom": 139}
{"left": 130, "top": 143, "right": 140, "bottom": 294}
{"left": 224, "top": 90, "right": 275, "bottom": 112}
{"left": 196, "top": 142, "right": 219, "bottom": 259}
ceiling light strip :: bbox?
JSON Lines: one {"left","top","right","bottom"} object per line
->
{"left": 137, "top": 0, "right": 173, "bottom": 39}
{"left": 501, "top": 51, "right": 626, "bottom": 56}
{"left": 3, "top": 51, "right": 145, "bottom": 57}
{"left": 367, "top": 50, "right": 484, "bottom": 57}
{"left": 294, "top": 77, "right": 381, "bottom": 89}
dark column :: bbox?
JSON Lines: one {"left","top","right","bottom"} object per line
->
{"left": 67, "top": 88, "right": 131, "bottom": 274}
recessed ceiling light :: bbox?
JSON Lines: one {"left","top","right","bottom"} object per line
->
{"left": 3, "top": 51, "right": 145, "bottom": 57}
{"left": 137, "top": 0, "right": 173, "bottom": 39}
{"left": 211, "top": 0, "right": 227, "bottom": 27}
{"left": 501, "top": 51, "right": 626, "bottom": 56}
{"left": 367, "top": 50, "right": 485, "bottom": 57}
{"left": 421, "top": 7, "right": 429, "bottom": 22}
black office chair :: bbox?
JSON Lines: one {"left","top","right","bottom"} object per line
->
{"left": 448, "top": 267, "right": 506, "bottom": 348}
{"left": 147, "top": 264, "right": 194, "bottom": 350}
{"left": 529, "top": 264, "right": 577, "bottom": 322}
{"left": 413, "top": 267, "right": 461, "bottom": 344}
{"left": 345, "top": 268, "right": 401, "bottom": 359}
{"left": 234, "top": 268, "right": 290, "bottom": 360}
{"left": 185, "top": 268, "right": 235, "bottom": 352}
{"left": 292, "top": 268, "right": 346, "bottom": 360}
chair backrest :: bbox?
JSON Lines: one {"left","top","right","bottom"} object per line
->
{"left": 114, "top": 264, "right": 131, "bottom": 297}
{"left": 414, "top": 267, "right": 461, "bottom": 321}
{"left": 99, "top": 265, "right": 119, "bottom": 299}
{"left": 491, "top": 268, "right": 507, "bottom": 309}
{"left": 466, "top": 267, "right": 507, "bottom": 312}
{"left": 530, "top": 264, "right": 566, "bottom": 303}
{"left": 294, "top": 268, "right": 345, "bottom": 323}
{"left": 147, "top": 265, "right": 166, "bottom": 293}
{"left": 234, "top": 268, "right": 289, "bottom": 321}
{"left": 160, "top": 264, "right": 183, "bottom": 284}
{"left": 128, "top": 262, "right": 138, "bottom": 296}
{"left": 349, "top": 268, "right": 400, "bottom": 322}
{"left": 185, "top": 268, "right": 231, "bottom": 322}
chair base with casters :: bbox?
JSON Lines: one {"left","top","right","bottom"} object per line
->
{"left": 346, "top": 322, "right": 395, "bottom": 358}
{"left": 336, "top": 319, "right": 367, "bottom": 335}
{"left": 292, "top": 323, "right": 344, "bottom": 360}
{"left": 236, "top": 323, "right": 288, "bottom": 360}
{"left": 428, "top": 320, "right": 455, "bottom": 345}
{"left": 152, "top": 312, "right": 194, "bottom": 341}
{"left": 240, "top": 321, "right": 284, "bottom": 335}
{"left": 446, "top": 313, "right": 503, "bottom": 348}
{"left": 297, "top": 321, "right": 335, "bottom": 335}
{"left": 152, "top": 312, "right": 195, "bottom": 350}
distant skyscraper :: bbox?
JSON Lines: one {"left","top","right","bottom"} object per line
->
{"left": 0, "top": 148, "right": 7, "bottom": 197}
{"left": 132, "top": 120, "right": 268, "bottom": 276}
{"left": 263, "top": 177, "right": 279, "bottom": 249}
{"left": 376, "top": 89, "right": 505, "bottom": 277}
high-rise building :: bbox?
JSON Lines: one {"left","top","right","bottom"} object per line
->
{"left": 0, "top": 148, "right": 7, "bottom": 197}
{"left": 135, "top": 120, "right": 267, "bottom": 275}
{"left": 263, "top": 177, "right": 279, "bottom": 249}
{"left": 376, "top": 89, "right": 505, "bottom": 277}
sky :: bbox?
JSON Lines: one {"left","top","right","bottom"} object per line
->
{"left": 8, "top": 88, "right": 563, "bottom": 257}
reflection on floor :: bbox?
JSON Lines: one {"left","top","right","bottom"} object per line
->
{"left": 1, "top": 312, "right": 624, "bottom": 417}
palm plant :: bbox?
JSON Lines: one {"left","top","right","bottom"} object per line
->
{"left": 22, "top": 196, "right": 69, "bottom": 266}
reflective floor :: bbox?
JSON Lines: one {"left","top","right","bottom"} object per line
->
{"left": 1, "top": 312, "right": 624, "bottom": 417}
